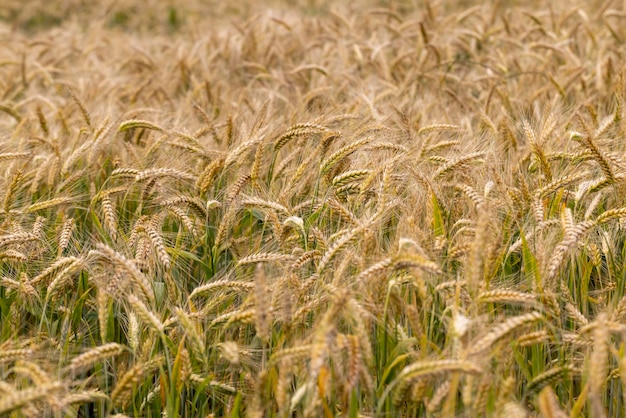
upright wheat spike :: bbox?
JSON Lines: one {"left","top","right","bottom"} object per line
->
{"left": 3, "top": 170, "right": 22, "bottom": 213}
{"left": 254, "top": 263, "right": 271, "bottom": 343}
{"left": 589, "top": 313, "right": 608, "bottom": 418}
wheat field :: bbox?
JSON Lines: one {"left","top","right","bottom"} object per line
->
{"left": 1, "top": 0, "right": 626, "bottom": 416}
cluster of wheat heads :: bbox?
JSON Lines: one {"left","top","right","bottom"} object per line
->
{"left": 3, "top": 0, "right": 626, "bottom": 416}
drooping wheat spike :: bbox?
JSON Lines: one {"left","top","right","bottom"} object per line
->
{"left": 426, "top": 380, "right": 451, "bottom": 413}
{"left": 433, "top": 152, "right": 485, "bottom": 179}
{"left": 224, "top": 173, "right": 251, "bottom": 208}
{"left": 90, "top": 243, "right": 154, "bottom": 304}
{"left": 224, "top": 137, "right": 262, "bottom": 170}
{"left": 418, "top": 124, "right": 461, "bottom": 136}
{"left": 595, "top": 207, "right": 626, "bottom": 225}
{"left": 291, "top": 250, "right": 321, "bottom": 271}
{"left": 391, "top": 359, "right": 482, "bottom": 405}
{"left": 58, "top": 218, "right": 75, "bottom": 255}
{"left": 456, "top": 184, "right": 485, "bottom": 209}
{"left": 545, "top": 219, "right": 595, "bottom": 287}
{"left": 47, "top": 154, "right": 61, "bottom": 186}
{"left": 46, "top": 258, "right": 85, "bottom": 300}
{"left": 210, "top": 308, "right": 255, "bottom": 328}
{"left": 308, "top": 291, "right": 349, "bottom": 382}
{"left": 325, "top": 198, "right": 359, "bottom": 225}
{"left": 332, "top": 169, "right": 371, "bottom": 187}
{"left": 0, "top": 382, "right": 63, "bottom": 416}
{"left": 534, "top": 171, "right": 588, "bottom": 199}
{"left": 2, "top": 273, "right": 38, "bottom": 302}
{"left": 60, "top": 390, "right": 109, "bottom": 408}
{"left": 0, "top": 250, "right": 27, "bottom": 262}
{"left": 67, "top": 343, "right": 126, "bottom": 372}
{"left": 270, "top": 345, "right": 313, "bottom": 365}
{"left": 214, "top": 206, "right": 235, "bottom": 249}
{"left": 0, "top": 152, "right": 31, "bottom": 162}
{"left": 175, "top": 345, "right": 192, "bottom": 388}
{"left": 274, "top": 123, "right": 329, "bottom": 152}
{"left": 570, "top": 129, "right": 615, "bottom": 183}
{"left": 468, "top": 312, "right": 543, "bottom": 355}
{"left": 189, "top": 279, "right": 254, "bottom": 299}
{"left": 110, "top": 357, "right": 163, "bottom": 407}
{"left": 563, "top": 301, "right": 588, "bottom": 328}
{"left": 167, "top": 206, "right": 196, "bottom": 235}
{"left": 174, "top": 308, "right": 206, "bottom": 360}
{"left": 561, "top": 332, "right": 593, "bottom": 347}
{"left": 336, "top": 183, "right": 361, "bottom": 196}
{"left": 319, "top": 136, "right": 372, "bottom": 176}
{"left": 393, "top": 254, "right": 442, "bottom": 275}
{"left": 472, "top": 377, "right": 492, "bottom": 414}
{"left": 35, "top": 105, "right": 49, "bottom": 136}
{"left": 111, "top": 167, "right": 139, "bottom": 178}
{"left": 584, "top": 190, "right": 605, "bottom": 219}
{"left": 29, "top": 161, "right": 46, "bottom": 194}
{"left": 138, "top": 169, "right": 195, "bottom": 187}
{"left": 394, "top": 379, "right": 428, "bottom": 408}
{"left": 159, "top": 195, "right": 207, "bottom": 218}
{"left": 423, "top": 140, "right": 460, "bottom": 154}
{"left": 523, "top": 366, "right": 573, "bottom": 399}
{"left": 26, "top": 196, "right": 73, "bottom": 213}
{"left": 537, "top": 386, "right": 569, "bottom": 418}
{"left": 67, "top": 88, "right": 92, "bottom": 128}
{"left": 276, "top": 147, "right": 308, "bottom": 187}
{"left": 127, "top": 294, "right": 164, "bottom": 334}
{"left": 0, "top": 232, "right": 39, "bottom": 249}
{"left": 225, "top": 114, "right": 235, "bottom": 147}
{"left": 238, "top": 252, "right": 293, "bottom": 266}
{"left": 477, "top": 290, "right": 537, "bottom": 306}
{"left": 242, "top": 196, "right": 290, "bottom": 214}
{"left": 31, "top": 256, "right": 81, "bottom": 286}
{"left": 499, "top": 401, "right": 529, "bottom": 418}
{"left": 196, "top": 158, "right": 224, "bottom": 194}
{"left": 146, "top": 217, "right": 171, "bottom": 270}
{"left": 613, "top": 292, "right": 626, "bottom": 321}
{"left": 0, "top": 348, "right": 33, "bottom": 363}
{"left": 595, "top": 114, "right": 615, "bottom": 138}
{"left": 32, "top": 216, "right": 46, "bottom": 238}
{"left": 101, "top": 195, "right": 117, "bottom": 240}
{"left": 62, "top": 140, "right": 92, "bottom": 175}
{"left": 317, "top": 228, "right": 361, "bottom": 274}
{"left": 118, "top": 119, "right": 165, "bottom": 133}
